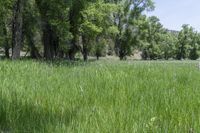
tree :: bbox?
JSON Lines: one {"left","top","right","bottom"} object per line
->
{"left": 23, "top": 0, "right": 41, "bottom": 59}
{"left": 0, "top": 0, "right": 200, "bottom": 61}
{"left": 114, "top": 0, "right": 154, "bottom": 60}
{"left": 189, "top": 32, "right": 200, "bottom": 60}
{"left": 160, "top": 32, "right": 178, "bottom": 60}
{"left": 79, "top": 0, "right": 117, "bottom": 61}
{"left": 176, "top": 24, "right": 195, "bottom": 60}
{"left": 35, "top": 0, "right": 71, "bottom": 60}
{"left": 0, "top": 0, "right": 15, "bottom": 58}
{"left": 141, "top": 16, "right": 166, "bottom": 60}
{"left": 12, "top": 0, "right": 24, "bottom": 59}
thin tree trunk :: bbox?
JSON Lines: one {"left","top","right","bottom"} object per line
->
{"left": 5, "top": 46, "right": 10, "bottom": 59}
{"left": 96, "top": 55, "right": 99, "bottom": 60}
{"left": 68, "top": 47, "right": 75, "bottom": 60}
{"left": 68, "top": 7, "right": 80, "bottom": 60}
{"left": 83, "top": 49, "right": 88, "bottom": 61}
{"left": 53, "top": 36, "right": 59, "bottom": 58}
{"left": 68, "top": 36, "right": 80, "bottom": 60}
{"left": 82, "top": 36, "right": 88, "bottom": 61}
{"left": 12, "top": 0, "right": 23, "bottom": 59}
{"left": 3, "top": 23, "right": 10, "bottom": 58}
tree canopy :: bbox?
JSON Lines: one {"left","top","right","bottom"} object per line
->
{"left": 0, "top": 0, "right": 200, "bottom": 60}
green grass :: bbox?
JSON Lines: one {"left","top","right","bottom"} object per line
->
{"left": 0, "top": 60, "right": 200, "bottom": 132}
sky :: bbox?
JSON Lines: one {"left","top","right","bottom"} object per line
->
{"left": 147, "top": 0, "right": 200, "bottom": 31}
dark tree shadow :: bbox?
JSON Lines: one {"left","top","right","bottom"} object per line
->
{"left": 34, "top": 58, "right": 98, "bottom": 68}
{"left": 0, "top": 56, "right": 98, "bottom": 68}
{"left": 0, "top": 96, "right": 79, "bottom": 132}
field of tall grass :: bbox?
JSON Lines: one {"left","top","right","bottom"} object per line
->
{"left": 0, "top": 60, "right": 200, "bottom": 132}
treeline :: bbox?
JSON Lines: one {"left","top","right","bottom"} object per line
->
{"left": 0, "top": 0, "right": 200, "bottom": 61}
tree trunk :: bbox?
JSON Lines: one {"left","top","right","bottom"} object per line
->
{"left": 3, "top": 23, "right": 10, "bottom": 58}
{"left": 68, "top": 36, "right": 80, "bottom": 60}
{"left": 96, "top": 55, "right": 99, "bottom": 60}
{"left": 83, "top": 42, "right": 88, "bottom": 61}
{"left": 12, "top": 0, "right": 23, "bottom": 60}
{"left": 83, "top": 49, "right": 88, "bottom": 61}
{"left": 119, "top": 49, "right": 126, "bottom": 60}
{"left": 30, "top": 47, "right": 40, "bottom": 59}
{"left": 68, "top": 34, "right": 79, "bottom": 60}
{"left": 68, "top": 49, "right": 76, "bottom": 60}
{"left": 68, "top": 6, "right": 80, "bottom": 61}
{"left": 43, "top": 22, "right": 54, "bottom": 60}
{"left": 82, "top": 36, "right": 88, "bottom": 61}
{"left": 53, "top": 36, "right": 59, "bottom": 58}
{"left": 5, "top": 46, "right": 10, "bottom": 59}
{"left": 28, "top": 36, "right": 41, "bottom": 59}
{"left": 35, "top": 0, "right": 53, "bottom": 60}
{"left": 58, "top": 50, "right": 64, "bottom": 58}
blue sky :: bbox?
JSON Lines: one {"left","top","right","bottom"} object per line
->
{"left": 147, "top": 0, "right": 200, "bottom": 31}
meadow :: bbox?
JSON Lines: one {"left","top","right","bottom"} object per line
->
{"left": 0, "top": 60, "right": 200, "bottom": 132}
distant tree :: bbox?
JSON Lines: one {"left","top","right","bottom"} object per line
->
{"left": 114, "top": 0, "right": 155, "bottom": 60}
{"left": 176, "top": 24, "right": 195, "bottom": 60}
{"left": 141, "top": 16, "right": 166, "bottom": 60}
{"left": 189, "top": 32, "right": 200, "bottom": 60}
{"left": 79, "top": 1, "right": 117, "bottom": 61}
{"left": 160, "top": 32, "right": 178, "bottom": 60}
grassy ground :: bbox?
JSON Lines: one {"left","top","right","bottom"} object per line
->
{"left": 0, "top": 60, "right": 200, "bottom": 132}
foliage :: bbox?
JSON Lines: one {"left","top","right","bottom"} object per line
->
{"left": 114, "top": 0, "right": 155, "bottom": 60}
{"left": 0, "top": 0, "right": 199, "bottom": 60}
{"left": 176, "top": 24, "right": 200, "bottom": 60}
